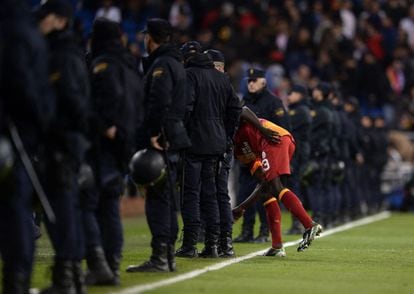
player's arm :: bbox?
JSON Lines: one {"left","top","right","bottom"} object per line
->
{"left": 240, "top": 106, "right": 281, "bottom": 144}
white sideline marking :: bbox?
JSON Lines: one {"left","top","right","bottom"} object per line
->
{"left": 113, "top": 211, "right": 391, "bottom": 294}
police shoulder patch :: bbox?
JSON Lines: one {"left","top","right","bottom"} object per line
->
{"left": 310, "top": 110, "right": 317, "bottom": 117}
{"left": 275, "top": 108, "right": 285, "bottom": 116}
{"left": 152, "top": 67, "right": 165, "bottom": 78}
{"left": 49, "top": 71, "right": 61, "bottom": 82}
{"left": 93, "top": 62, "right": 108, "bottom": 74}
{"left": 289, "top": 110, "right": 296, "bottom": 116}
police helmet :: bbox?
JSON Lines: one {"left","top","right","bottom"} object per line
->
{"left": 129, "top": 149, "right": 166, "bottom": 186}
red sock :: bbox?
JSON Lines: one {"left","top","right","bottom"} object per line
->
{"left": 264, "top": 197, "right": 282, "bottom": 249}
{"left": 279, "top": 189, "right": 313, "bottom": 229}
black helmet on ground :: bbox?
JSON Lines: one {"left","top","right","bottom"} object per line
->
{"left": 129, "top": 149, "right": 166, "bottom": 186}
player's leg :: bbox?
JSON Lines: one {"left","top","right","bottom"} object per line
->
{"left": 262, "top": 197, "right": 286, "bottom": 257}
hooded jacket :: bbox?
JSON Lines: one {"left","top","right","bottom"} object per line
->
{"left": 185, "top": 52, "right": 241, "bottom": 155}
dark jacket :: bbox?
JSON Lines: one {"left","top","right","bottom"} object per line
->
{"left": 346, "top": 110, "right": 363, "bottom": 160}
{"left": 90, "top": 45, "right": 144, "bottom": 164}
{"left": 47, "top": 30, "right": 90, "bottom": 164}
{"left": 310, "top": 100, "right": 333, "bottom": 158}
{"left": 243, "top": 88, "right": 290, "bottom": 130}
{"left": 329, "top": 103, "right": 343, "bottom": 160}
{"left": 289, "top": 99, "right": 311, "bottom": 164}
{"left": 142, "top": 44, "right": 190, "bottom": 151}
{"left": 0, "top": 1, "right": 54, "bottom": 154}
{"left": 185, "top": 53, "right": 241, "bottom": 155}
{"left": 335, "top": 105, "right": 352, "bottom": 161}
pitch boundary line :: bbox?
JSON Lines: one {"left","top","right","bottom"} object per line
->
{"left": 113, "top": 211, "right": 391, "bottom": 294}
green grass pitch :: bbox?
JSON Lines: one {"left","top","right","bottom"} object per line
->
{"left": 6, "top": 212, "right": 414, "bottom": 294}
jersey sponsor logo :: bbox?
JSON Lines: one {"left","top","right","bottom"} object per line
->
{"left": 275, "top": 108, "right": 285, "bottom": 116}
{"left": 152, "top": 67, "right": 164, "bottom": 78}
{"left": 93, "top": 62, "right": 108, "bottom": 74}
{"left": 310, "top": 110, "right": 317, "bottom": 117}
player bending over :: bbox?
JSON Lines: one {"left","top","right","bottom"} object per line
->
{"left": 233, "top": 110, "right": 322, "bottom": 256}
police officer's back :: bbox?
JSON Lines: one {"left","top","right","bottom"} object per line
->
{"left": 185, "top": 51, "right": 240, "bottom": 155}
{"left": 176, "top": 43, "right": 241, "bottom": 258}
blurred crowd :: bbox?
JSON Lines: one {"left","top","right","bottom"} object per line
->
{"left": 27, "top": 0, "right": 414, "bottom": 131}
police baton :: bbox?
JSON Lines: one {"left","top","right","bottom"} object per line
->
{"left": 160, "top": 128, "right": 179, "bottom": 210}
{"left": 7, "top": 120, "right": 56, "bottom": 223}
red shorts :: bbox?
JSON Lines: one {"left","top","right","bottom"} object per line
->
{"left": 260, "top": 135, "right": 295, "bottom": 181}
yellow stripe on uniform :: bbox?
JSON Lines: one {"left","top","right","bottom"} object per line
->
{"left": 278, "top": 188, "right": 290, "bottom": 201}
{"left": 263, "top": 197, "right": 277, "bottom": 206}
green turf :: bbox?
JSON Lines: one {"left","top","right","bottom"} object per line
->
{"left": 4, "top": 212, "right": 414, "bottom": 294}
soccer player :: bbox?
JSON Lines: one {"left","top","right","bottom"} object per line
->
{"left": 232, "top": 114, "right": 322, "bottom": 256}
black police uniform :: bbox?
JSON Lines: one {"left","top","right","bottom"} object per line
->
{"left": 235, "top": 68, "right": 290, "bottom": 243}
{"left": 177, "top": 52, "right": 241, "bottom": 258}
{"left": 40, "top": 25, "right": 91, "bottom": 293}
{"left": 345, "top": 101, "right": 364, "bottom": 218}
{"left": 286, "top": 85, "right": 312, "bottom": 234}
{"left": 326, "top": 100, "right": 343, "bottom": 227}
{"left": 334, "top": 103, "right": 354, "bottom": 222}
{"left": 82, "top": 19, "right": 144, "bottom": 285}
{"left": 360, "top": 118, "right": 378, "bottom": 212}
{"left": 205, "top": 49, "right": 237, "bottom": 256}
{"left": 307, "top": 86, "right": 334, "bottom": 225}
{"left": 126, "top": 19, "right": 191, "bottom": 272}
{"left": 371, "top": 121, "right": 388, "bottom": 210}
{"left": 0, "top": 1, "right": 55, "bottom": 292}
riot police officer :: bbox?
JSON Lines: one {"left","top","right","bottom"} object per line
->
{"left": 330, "top": 91, "right": 353, "bottom": 223}
{"left": 343, "top": 97, "right": 364, "bottom": 219}
{"left": 0, "top": 0, "right": 55, "bottom": 292}
{"left": 307, "top": 82, "right": 334, "bottom": 225}
{"left": 36, "top": 1, "right": 90, "bottom": 292}
{"left": 82, "top": 18, "right": 144, "bottom": 284}
{"left": 126, "top": 18, "right": 191, "bottom": 272}
{"left": 175, "top": 43, "right": 240, "bottom": 258}
{"left": 286, "top": 84, "right": 312, "bottom": 234}
{"left": 234, "top": 68, "right": 290, "bottom": 243}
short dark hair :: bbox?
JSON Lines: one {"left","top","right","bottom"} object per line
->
{"left": 143, "top": 18, "right": 172, "bottom": 44}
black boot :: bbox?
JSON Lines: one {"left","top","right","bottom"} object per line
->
{"left": 167, "top": 244, "right": 177, "bottom": 272}
{"left": 85, "top": 246, "right": 115, "bottom": 285}
{"left": 175, "top": 231, "right": 198, "bottom": 258}
{"left": 126, "top": 243, "right": 169, "bottom": 272}
{"left": 2, "top": 272, "right": 29, "bottom": 294}
{"left": 72, "top": 262, "right": 86, "bottom": 294}
{"left": 199, "top": 232, "right": 219, "bottom": 258}
{"left": 106, "top": 256, "right": 121, "bottom": 285}
{"left": 233, "top": 226, "right": 253, "bottom": 243}
{"left": 253, "top": 230, "right": 269, "bottom": 243}
{"left": 40, "top": 260, "right": 76, "bottom": 294}
{"left": 218, "top": 232, "right": 235, "bottom": 258}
